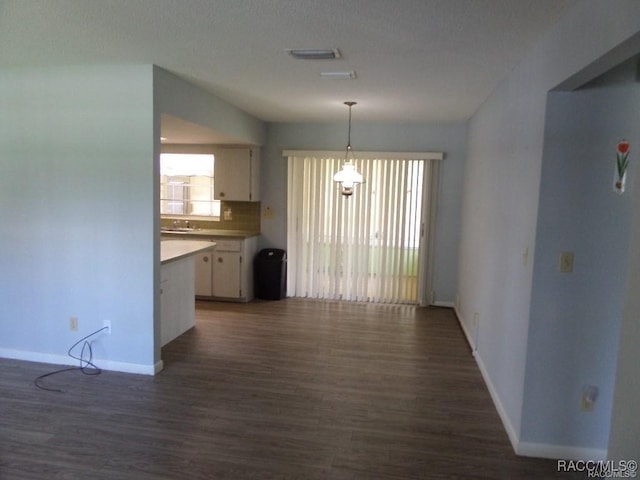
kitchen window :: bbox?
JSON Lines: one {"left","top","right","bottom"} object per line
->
{"left": 160, "top": 153, "right": 221, "bottom": 218}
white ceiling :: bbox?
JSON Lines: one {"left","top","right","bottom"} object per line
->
{"left": 2, "top": 0, "right": 576, "bottom": 130}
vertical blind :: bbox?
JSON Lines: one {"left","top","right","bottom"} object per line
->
{"left": 286, "top": 151, "right": 442, "bottom": 304}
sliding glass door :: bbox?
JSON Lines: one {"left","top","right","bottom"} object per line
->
{"left": 286, "top": 151, "right": 440, "bottom": 305}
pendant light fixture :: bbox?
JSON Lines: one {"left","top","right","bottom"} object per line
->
{"left": 333, "top": 101, "right": 363, "bottom": 196}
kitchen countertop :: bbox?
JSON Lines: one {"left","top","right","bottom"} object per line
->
{"left": 161, "top": 240, "right": 216, "bottom": 265}
{"left": 161, "top": 229, "right": 259, "bottom": 239}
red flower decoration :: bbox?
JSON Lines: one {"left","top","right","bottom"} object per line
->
{"left": 618, "top": 141, "right": 630, "bottom": 155}
{"left": 616, "top": 140, "right": 630, "bottom": 189}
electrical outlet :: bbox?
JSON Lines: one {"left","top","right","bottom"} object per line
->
{"left": 69, "top": 316, "right": 78, "bottom": 331}
{"left": 581, "top": 385, "right": 599, "bottom": 411}
{"left": 103, "top": 319, "right": 111, "bottom": 335}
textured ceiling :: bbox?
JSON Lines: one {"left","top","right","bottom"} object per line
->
{"left": 2, "top": 0, "right": 576, "bottom": 125}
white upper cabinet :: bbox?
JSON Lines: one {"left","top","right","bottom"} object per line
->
{"left": 214, "top": 147, "right": 260, "bottom": 202}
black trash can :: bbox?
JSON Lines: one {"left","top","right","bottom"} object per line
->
{"left": 254, "top": 249, "right": 287, "bottom": 300}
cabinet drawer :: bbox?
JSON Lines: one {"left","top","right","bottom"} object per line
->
{"left": 215, "top": 240, "right": 241, "bottom": 252}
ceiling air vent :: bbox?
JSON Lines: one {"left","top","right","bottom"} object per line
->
{"left": 320, "top": 71, "right": 357, "bottom": 80}
{"left": 287, "top": 48, "right": 341, "bottom": 60}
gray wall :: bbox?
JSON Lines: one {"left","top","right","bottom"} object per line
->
{"left": 0, "top": 65, "right": 158, "bottom": 371}
{"left": 609, "top": 119, "right": 640, "bottom": 459}
{"left": 153, "top": 67, "right": 265, "bottom": 146}
{"left": 0, "top": 65, "right": 267, "bottom": 374}
{"left": 260, "top": 121, "right": 467, "bottom": 305}
{"left": 457, "top": 0, "right": 640, "bottom": 459}
{"left": 524, "top": 77, "right": 638, "bottom": 453}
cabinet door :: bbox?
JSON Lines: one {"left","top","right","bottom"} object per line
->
{"left": 214, "top": 148, "right": 260, "bottom": 201}
{"left": 213, "top": 251, "right": 242, "bottom": 298}
{"left": 194, "top": 250, "right": 213, "bottom": 297}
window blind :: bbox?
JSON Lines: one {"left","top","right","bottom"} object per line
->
{"left": 287, "top": 151, "right": 441, "bottom": 304}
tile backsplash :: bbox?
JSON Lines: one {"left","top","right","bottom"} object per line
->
{"left": 161, "top": 201, "right": 261, "bottom": 232}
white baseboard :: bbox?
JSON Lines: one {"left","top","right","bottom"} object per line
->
{"left": 453, "top": 311, "right": 608, "bottom": 462}
{"left": 473, "top": 350, "right": 521, "bottom": 453}
{"left": 0, "top": 348, "right": 159, "bottom": 376}
{"left": 517, "top": 441, "right": 606, "bottom": 461}
{"left": 153, "top": 360, "right": 164, "bottom": 374}
{"left": 432, "top": 300, "right": 455, "bottom": 308}
{"left": 95, "top": 358, "right": 162, "bottom": 376}
{"left": 453, "top": 306, "right": 476, "bottom": 352}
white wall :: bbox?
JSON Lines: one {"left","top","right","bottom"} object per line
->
{"left": 457, "top": 0, "right": 640, "bottom": 459}
{"left": 260, "top": 122, "right": 467, "bottom": 305}
{"left": 524, "top": 75, "right": 638, "bottom": 456}
{"left": 0, "top": 65, "right": 158, "bottom": 373}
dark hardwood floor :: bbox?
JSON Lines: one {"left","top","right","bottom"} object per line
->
{"left": 1, "top": 299, "right": 583, "bottom": 479}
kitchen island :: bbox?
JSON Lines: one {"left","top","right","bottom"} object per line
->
{"left": 161, "top": 240, "right": 215, "bottom": 346}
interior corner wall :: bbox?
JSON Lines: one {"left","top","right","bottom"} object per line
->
{"left": 457, "top": 0, "right": 640, "bottom": 455}
{"left": 153, "top": 66, "right": 265, "bottom": 146}
{"left": 261, "top": 121, "right": 467, "bottom": 305}
{"left": 523, "top": 83, "right": 638, "bottom": 458}
{"left": 0, "top": 65, "right": 158, "bottom": 373}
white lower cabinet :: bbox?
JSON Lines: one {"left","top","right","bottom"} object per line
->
{"left": 163, "top": 233, "right": 257, "bottom": 302}
{"left": 212, "top": 249, "right": 241, "bottom": 298}
{"left": 212, "top": 237, "right": 258, "bottom": 302}
{"left": 194, "top": 250, "right": 214, "bottom": 297}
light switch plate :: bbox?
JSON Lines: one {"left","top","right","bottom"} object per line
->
{"left": 559, "top": 251, "right": 574, "bottom": 273}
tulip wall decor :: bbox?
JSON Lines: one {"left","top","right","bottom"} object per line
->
{"left": 614, "top": 139, "right": 630, "bottom": 194}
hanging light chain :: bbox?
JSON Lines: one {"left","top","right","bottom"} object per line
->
{"left": 345, "top": 101, "right": 356, "bottom": 158}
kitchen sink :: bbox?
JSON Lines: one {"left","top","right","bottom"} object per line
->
{"left": 161, "top": 227, "right": 201, "bottom": 233}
